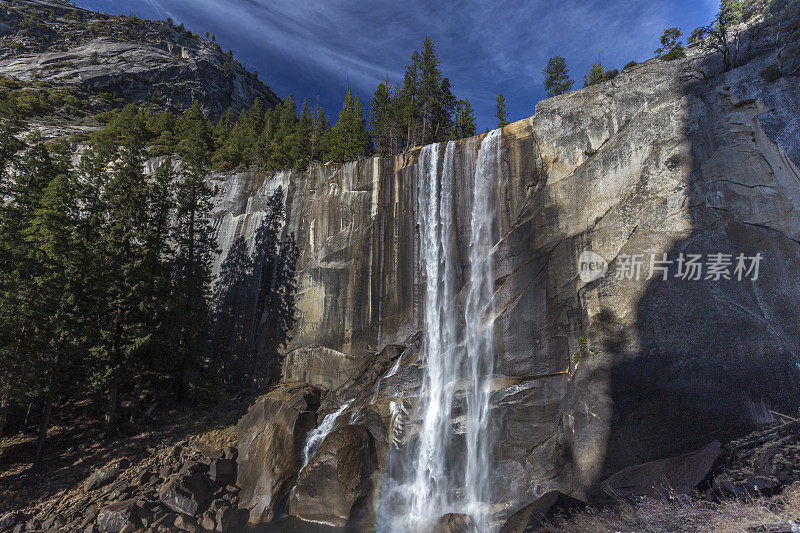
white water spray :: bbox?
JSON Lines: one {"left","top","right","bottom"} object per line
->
{"left": 464, "top": 129, "right": 500, "bottom": 528}
{"left": 384, "top": 131, "right": 500, "bottom": 531}
{"left": 300, "top": 400, "right": 352, "bottom": 469}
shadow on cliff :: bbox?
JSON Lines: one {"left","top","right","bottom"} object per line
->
{"left": 208, "top": 187, "right": 299, "bottom": 393}
{"left": 588, "top": 37, "right": 800, "bottom": 497}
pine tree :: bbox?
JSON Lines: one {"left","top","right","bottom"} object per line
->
{"left": 584, "top": 62, "right": 608, "bottom": 86}
{"left": 89, "top": 117, "right": 152, "bottom": 437}
{"left": 22, "top": 152, "right": 84, "bottom": 467}
{"left": 455, "top": 99, "right": 477, "bottom": 138}
{"left": 293, "top": 100, "right": 313, "bottom": 170}
{"left": 543, "top": 56, "right": 575, "bottom": 97}
{"left": 418, "top": 36, "right": 443, "bottom": 145}
{"left": 140, "top": 159, "right": 178, "bottom": 375}
{"left": 435, "top": 78, "right": 457, "bottom": 140}
{"left": 399, "top": 51, "right": 422, "bottom": 149}
{"left": 369, "top": 77, "right": 396, "bottom": 157}
{"left": 495, "top": 93, "right": 510, "bottom": 128}
{"left": 172, "top": 102, "right": 218, "bottom": 402}
{"left": 327, "top": 90, "right": 369, "bottom": 163}
{"left": 267, "top": 95, "right": 298, "bottom": 171}
{"left": 655, "top": 27, "right": 686, "bottom": 60}
{"left": 0, "top": 134, "right": 58, "bottom": 445}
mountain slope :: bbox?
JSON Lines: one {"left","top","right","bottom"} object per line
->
{"left": 0, "top": 0, "right": 280, "bottom": 118}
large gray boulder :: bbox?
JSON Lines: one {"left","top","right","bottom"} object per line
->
{"left": 601, "top": 440, "right": 722, "bottom": 499}
{"left": 235, "top": 383, "right": 320, "bottom": 524}
{"left": 288, "top": 424, "right": 378, "bottom": 528}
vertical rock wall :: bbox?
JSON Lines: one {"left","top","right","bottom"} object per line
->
{"left": 223, "top": 42, "right": 800, "bottom": 523}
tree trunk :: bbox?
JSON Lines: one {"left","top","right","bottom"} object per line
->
{"left": 24, "top": 401, "right": 33, "bottom": 433}
{"left": 130, "top": 375, "right": 142, "bottom": 423}
{"left": 105, "top": 385, "right": 117, "bottom": 440}
{"left": 0, "top": 392, "right": 8, "bottom": 442}
{"left": 33, "top": 394, "right": 53, "bottom": 472}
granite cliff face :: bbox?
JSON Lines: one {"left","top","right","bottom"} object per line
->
{"left": 0, "top": 0, "right": 279, "bottom": 118}
{"left": 221, "top": 39, "right": 800, "bottom": 529}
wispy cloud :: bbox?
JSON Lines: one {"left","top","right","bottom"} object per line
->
{"left": 78, "top": 0, "right": 713, "bottom": 129}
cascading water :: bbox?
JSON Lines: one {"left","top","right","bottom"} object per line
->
{"left": 383, "top": 131, "right": 500, "bottom": 532}
{"left": 300, "top": 399, "right": 352, "bottom": 469}
{"left": 407, "top": 139, "right": 460, "bottom": 527}
{"left": 463, "top": 129, "right": 500, "bottom": 529}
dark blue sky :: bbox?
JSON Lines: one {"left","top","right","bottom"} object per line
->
{"left": 76, "top": 0, "right": 717, "bottom": 130}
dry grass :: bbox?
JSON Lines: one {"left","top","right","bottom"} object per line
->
{"left": 547, "top": 485, "right": 800, "bottom": 533}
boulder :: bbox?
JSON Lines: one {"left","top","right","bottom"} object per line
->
{"left": 433, "top": 513, "right": 478, "bottom": 533}
{"left": 236, "top": 383, "right": 320, "bottom": 523}
{"left": 499, "top": 491, "right": 586, "bottom": 533}
{"left": 601, "top": 440, "right": 722, "bottom": 498}
{"left": 0, "top": 511, "right": 27, "bottom": 531}
{"left": 173, "top": 514, "right": 200, "bottom": 532}
{"left": 85, "top": 459, "right": 129, "bottom": 491}
{"left": 209, "top": 457, "right": 236, "bottom": 486}
{"left": 214, "top": 507, "right": 248, "bottom": 531}
{"left": 158, "top": 466, "right": 212, "bottom": 516}
{"left": 96, "top": 499, "right": 139, "bottom": 533}
{"left": 288, "top": 424, "right": 377, "bottom": 528}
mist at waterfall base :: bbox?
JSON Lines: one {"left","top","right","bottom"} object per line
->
{"left": 374, "top": 130, "right": 502, "bottom": 532}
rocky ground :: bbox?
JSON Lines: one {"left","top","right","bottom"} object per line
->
{"left": 0, "top": 394, "right": 248, "bottom": 533}
{"left": 2, "top": 401, "right": 800, "bottom": 532}
{"left": 502, "top": 417, "right": 800, "bottom": 533}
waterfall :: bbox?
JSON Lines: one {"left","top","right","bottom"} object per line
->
{"left": 300, "top": 400, "right": 352, "bottom": 470}
{"left": 405, "top": 140, "right": 460, "bottom": 526}
{"left": 464, "top": 129, "right": 500, "bottom": 529}
{"left": 383, "top": 131, "right": 500, "bottom": 531}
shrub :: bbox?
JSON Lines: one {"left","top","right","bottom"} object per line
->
{"left": 623, "top": 61, "right": 638, "bottom": 71}
{"left": 662, "top": 47, "right": 686, "bottom": 61}
{"left": 89, "top": 51, "right": 100, "bottom": 65}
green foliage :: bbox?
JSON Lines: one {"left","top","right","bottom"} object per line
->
{"left": 0, "top": 78, "right": 89, "bottom": 119}
{"left": 655, "top": 27, "right": 684, "bottom": 58}
{"left": 495, "top": 93, "right": 510, "bottom": 128}
{"left": 654, "top": 26, "right": 686, "bottom": 63}
{"left": 583, "top": 62, "right": 608, "bottom": 87}
{"left": 662, "top": 48, "right": 687, "bottom": 61}
{"left": 367, "top": 37, "right": 474, "bottom": 152}
{"left": 454, "top": 99, "right": 477, "bottom": 139}
{"left": 326, "top": 90, "right": 369, "bottom": 163}
{"left": 623, "top": 61, "right": 638, "bottom": 71}
{"left": 90, "top": 51, "right": 100, "bottom": 65}
{"left": 688, "top": 27, "right": 707, "bottom": 44}
{"left": 543, "top": 56, "right": 575, "bottom": 97}
{"left": 572, "top": 336, "right": 588, "bottom": 364}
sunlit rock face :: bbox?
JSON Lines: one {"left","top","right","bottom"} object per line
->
{"left": 227, "top": 41, "right": 800, "bottom": 528}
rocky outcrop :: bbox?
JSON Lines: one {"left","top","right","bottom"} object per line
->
{"left": 0, "top": 0, "right": 279, "bottom": 117}
{"left": 224, "top": 37, "right": 800, "bottom": 529}
{"left": 498, "top": 491, "right": 586, "bottom": 533}
{"left": 235, "top": 383, "right": 320, "bottom": 523}
{"left": 288, "top": 424, "right": 378, "bottom": 528}
{"left": 600, "top": 441, "right": 722, "bottom": 499}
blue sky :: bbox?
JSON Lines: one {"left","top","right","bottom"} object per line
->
{"left": 75, "top": 0, "right": 718, "bottom": 130}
